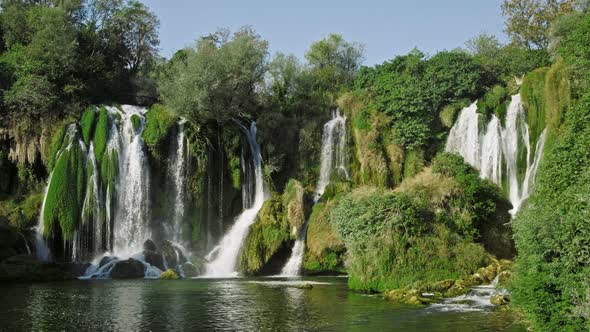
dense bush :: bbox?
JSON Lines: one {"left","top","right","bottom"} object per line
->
{"left": 330, "top": 187, "right": 490, "bottom": 292}
{"left": 512, "top": 94, "right": 590, "bottom": 331}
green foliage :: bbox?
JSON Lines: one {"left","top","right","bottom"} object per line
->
{"left": 522, "top": 68, "right": 549, "bottom": 143}
{"left": 559, "top": 10, "right": 590, "bottom": 95}
{"left": 512, "top": 94, "right": 590, "bottom": 331}
{"left": 229, "top": 156, "right": 241, "bottom": 189}
{"left": 80, "top": 108, "right": 96, "bottom": 145}
{"left": 402, "top": 149, "right": 424, "bottom": 179}
{"left": 142, "top": 103, "right": 177, "bottom": 159}
{"left": 93, "top": 107, "right": 109, "bottom": 165}
{"left": 305, "top": 33, "right": 364, "bottom": 95}
{"left": 355, "top": 49, "right": 486, "bottom": 150}
{"left": 501, "top": 0, "right": 575, "bottom": 49}
{"left": 330, "top": 186, "right": 493, "bottom": 292}
{"left": 477, "top": 85, "right": 509, "bottom": 122}
{"left": 159, "top": 27, "right": 268, "bottom": 124}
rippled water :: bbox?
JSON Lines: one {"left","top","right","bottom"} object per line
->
{"left": 0, "top": 277, "right": 526, "bottom": 331}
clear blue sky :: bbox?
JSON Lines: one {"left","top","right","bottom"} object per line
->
{"left": 143, "top": 0, "right": 507, "bottom": 66}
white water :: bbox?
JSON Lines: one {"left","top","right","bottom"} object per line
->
{"left": 113, "top": 105, "right": 151, "bottom": 257}
{"left": 204, "top": 122, "right": 266, "bottom": 278}
{"left": 280, "top": 109, "right": 348, "bottom": 277}
{"left": 428, "top": 276, "right": 503, "bottom": 313}
{"left": 35, "top": 175, "right": 52, "bottom": 261}
{"left": 172, "top": 120, "right": 188, "bottom": 242}
{"left": 446, "top": 95, "right": 546, "bottom": 215}
{"left": 80, "top": 143, "right": 103, "bottom": 259}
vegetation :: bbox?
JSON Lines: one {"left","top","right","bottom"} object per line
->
{"left": 510, "top": 8, "right": 590, "bottom": 330}
{"left": 142, "top": 104, "right": 177, "bottom": 159}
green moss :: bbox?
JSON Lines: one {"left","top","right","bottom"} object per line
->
{"left": 93, "top": 107, "right": 109, "bottom": 165}
{"left": 521, "top": 67, "right": 549, "bottom": 153}
{"left": 239, "top": 196, "right": 290, "bottom": 275}
{"left": 477, "top": 85, "right": 509, "bottom": 123}
{"left": 142, "top": 104, "right": 177, "bottom": 159}
{"left": 303, "top": 200, "right": 346, "bottom": 274}
{"left": 80, "top": 107, "right": 97, "bottom": 145}
{"left": 130, "top": 114, "right": 141, "bottom": 131}
{"left": 46, "top": 126, "right": 66, "bottom": 172}
{"left": 230, "top": 156, "right": 241, "bottom": 189}
{"left": 43, "top": 132, "right": 86, "bottom": 241}
{"left": 353, "top": 108, "right": 371, "bottom": 130}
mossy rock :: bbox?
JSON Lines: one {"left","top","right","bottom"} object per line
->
{"left": 303, "top": 200, "right": 346, "bottom": 274}
{"left": 160, "top": 269, "right": 179, "bottom": 280}
{"left": 383, "top": 288, "right": 434, "bottom": 306}
{"left": 490, "top": 293, "right": 510, "bottom": 306}
{"left": 239, "top": 195, "right": 291, "bottom": 275}
{"left": 111, "top": 258, "right": 145, "bottom": 279}
{"left": 43, "top": 128, "right": 86, "bottom": 241}
{"left": 130, "top": 114, "right": 141, "bottom": 131}
{"left": 80, "top": 107, "right": 97, "bottom": 145}
{"left": 93, "top": 107, "right": 109, "bottom": 165}
{"left": 142, "top": 104, "right": 177, "bottom": 160}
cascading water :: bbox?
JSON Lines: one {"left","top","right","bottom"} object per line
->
{"left": 171, "top": 120, "right": 188, "bottom": 242}
{"left": 446, "top": 95, "right": 546, "bottom": 215}
{"left": 204, "top": 122, "right": 266, "bottom": 278}
{"left": 35, "top": 175, "right": 52, "bottom": 261}
{"left": 78, "top": 143, "right": 103, "bottom": 260}
{"left": 280, "top": 109, "right": 348, "bottom": 277}
{"left": 113, "top": 106, "right": 151, "bottom": 256}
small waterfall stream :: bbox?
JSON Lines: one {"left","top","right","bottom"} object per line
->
{"left": 172, "top": 120, "right": 188, "bottom": 242}
{"left": 204, "top": 122, "right": 266, "bottom": 277}
{"left": 446, "top": 95, "right": 547, "bottom": 215}
{"left": 280, "top": 109, "right": 348, "bottom": 277}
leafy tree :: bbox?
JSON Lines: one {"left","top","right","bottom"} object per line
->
{"left": 502, "top": 0, "right": 576, "bottom": 49}
{"left": 159, "top": 27, "right": 268, "bottom": 124}
{"left": 305, "top": 34, "right": 364, "bottom": 95}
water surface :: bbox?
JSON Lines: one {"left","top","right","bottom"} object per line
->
{"left": 0, "top": 277, "right": 526, "bottom": 331}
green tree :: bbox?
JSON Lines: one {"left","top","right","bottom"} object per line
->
{"left": 305, "top": 34, "right": 364, "bottom": 95}
{"left": 502, "top": 0, "right": 576, "bottom": 49}
{"left": 159, "top": 27, "right": 268, "bottom": 124}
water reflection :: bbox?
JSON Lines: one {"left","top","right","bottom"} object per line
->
{"left": 0, "top": 278, "right": 527, "bottom": 331}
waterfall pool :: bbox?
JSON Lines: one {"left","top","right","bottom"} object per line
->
{"left": 0, "top": 277, "right": 526, "bottom": 331}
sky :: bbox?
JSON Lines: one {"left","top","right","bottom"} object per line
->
{"left": 142, "top": 0, "right": 507, "bottom": 66}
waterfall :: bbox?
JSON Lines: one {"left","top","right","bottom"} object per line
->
{"left": 35, "top": 175, "right": 52, "bottom": 261}
{"left": 280, "top": 109, "right": 348, "bottom": 277}
{"left": 79, "top": 143, "right": 103, "bottom": 259}
{"left": 204, "top": 122, "right": 266, "bottom": 278}
{"left": 113, "top": 106, "right": 151, "bottom": 256}
{"left": 446, "top": 95, "right": 546, "bottom": 215}
{"left": 172, "top": 120, "right": 187, "bottom": 242}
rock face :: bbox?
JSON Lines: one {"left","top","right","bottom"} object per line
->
{"left": 143, "top": 239, "right": 157, "bottom": 252}
{"left": 491, "top": 293, "right": 510, "bottom": 306}
{"left": 110, "top": 258, "right": 145, "bottom": 279}
{"left": 160, "top": 241, "right": 186, "bottom": 268}
{"left": 181, "top": 262, "right": 201, "bottom": 278}
{"left": 0, "top": 220, "right": 29, "bottom": 262}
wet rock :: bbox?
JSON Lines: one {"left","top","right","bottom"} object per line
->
{"left": 143, "top": 239, "right": 157, "bottom": 252}
{"left": 99, "top": 256, "right": 118, "bottom": 268}
{"left": 383, "top": 288, "right": 433, "bottom": 305}
{"left": 289, "top": 283, "right": 313, "bottom": 289}
{"left": 182, "top": 262, "right": 201, "bottom": 278}
{"left": 477, "top": 264, "right": 498, "bottom": 284}
{"left": 110, "top": 258, "right": 145, "bottom": 279}
{"left": 497, "top": 271, "right": 512, "bottom": 287}
{"left": 421, "top": 279, "right": 455, "bottom": 293}
{"left": 160, "top": 240, "right": 186, "bottom": 267}
{"left": 143, "top": 250, "right": 165, "bottom": 271}
{"left": 444, "top": 282, "right": 471, "bottom": 298}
